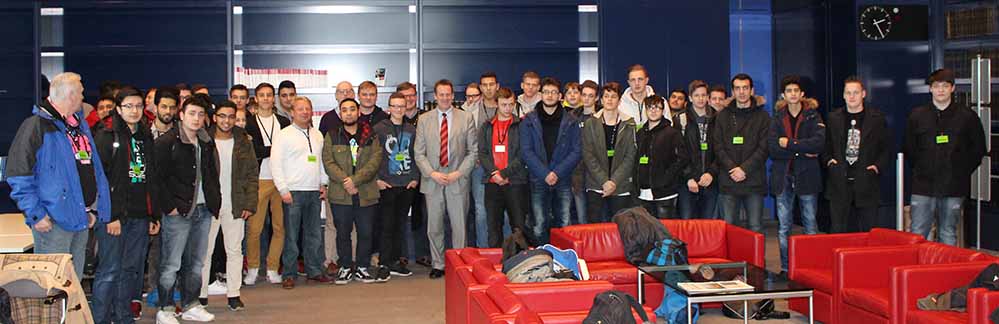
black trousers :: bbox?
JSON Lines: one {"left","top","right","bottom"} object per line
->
{"left": 484, "top": 183, "right": 528, "bottom": 248}
{"left": 829, "top": 182, "right": 878, "bottom": 233}
{"left": 640, "top": 197, "right": 678, "bottom": 219}
{"left": 379, "top": 187, "right": 417, "bottom": 264}
{"left": 585, "top": 191, "right": 635, "bottom": 223}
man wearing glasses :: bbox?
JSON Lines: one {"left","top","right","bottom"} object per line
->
{"left": 519, "top": 77, "right": 581, "bottom": 244}
{"left": 620, "top": 64, "right": 655, "bottom": 126}
{"left": 318, "top": 81, "right": 356, "bottom": 134}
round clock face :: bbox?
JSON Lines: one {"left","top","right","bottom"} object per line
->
{"left": 860, "top": 6, "right": 892, "bottom": 40}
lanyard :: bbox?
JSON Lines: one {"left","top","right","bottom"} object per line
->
{"left": 300, "top": 127, "right": 313, "bottom": 154}
{"left": 257, "top": 115, "right": 275, "bottom": 144}
{"left": 394, "top": 124, "right": 404, "bottom": 153}
{"left": 481, "top": 104, "right": 496, "bottom": 121}
{"left": 496, "top": 119, "right": 510, "bottom": 145}
{"left": 603, "top": 113, "right": 620, "bottom": 150}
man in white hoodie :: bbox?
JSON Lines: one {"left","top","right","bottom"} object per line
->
{"left": 619, "top": 64, "right": 655, "bottom": 126}
{"left": 517, "top": 71, "right": 542, "bottom": 116}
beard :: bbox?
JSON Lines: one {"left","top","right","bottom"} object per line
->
{"left": 342, "top": 120, "right": 358, "bottom": 127}
{"left": 157, "top": 114, "right": 174, "bottom": 125}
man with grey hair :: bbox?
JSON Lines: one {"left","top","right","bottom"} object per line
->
{"left": 318, "top": 81, "right": 356, "bottom": 134}
{"left": 8, "top": 72, "right": 113, "bottom": 279}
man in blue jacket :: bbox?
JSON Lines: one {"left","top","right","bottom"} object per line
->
{"left": 520, "top": 77, "right": 581, "bottom": 244}
{"left": 768, "top": 75, "right": 825, "bottom": 277}
{"left": 8, "top": 72, "right": 112, "bottom": 279}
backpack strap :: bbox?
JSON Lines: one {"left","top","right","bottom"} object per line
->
{"left": 625, "top": 293, "right": 651, "bottom": 324}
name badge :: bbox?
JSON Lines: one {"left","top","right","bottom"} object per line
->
{"left": 732, "top": 136, "right": 745, "bottom": 145}
{"left": 700, "top": 143, "right": 709, "bottom": 151}
{"left": 639, "top": 156, "right": 650, "bottom": 164}
{"left": 395, "top": 153, "right": 406, "bottom": 161}
{"left": 76, "top": 150, "right": 91, "bottom": 161}
{"left": 307, "top": 155, "right": 317, "bottom": 163}
{"left": 936, "top": 135, "right": 949, "bottom": 144}
{"left": 607, "top": 150, "right": 615, "bottom": 157}
{"left": 495, "top": 145, "right": 506, "bottom": 153}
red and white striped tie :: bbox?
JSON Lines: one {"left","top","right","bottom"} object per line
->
{"left": 440, "top": 113, "right": 449, "bottom": 167}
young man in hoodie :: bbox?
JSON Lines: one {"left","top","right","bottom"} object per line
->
{"left": 619, "top": 64, "right": 655, "bottom": 126}
{"left": 357, "top": 80, "right": 390, "bottom": 130}
{"left": 676, "top": 80, "right": 718, "bottom": 219}
{"left": 479, "top": 87, "right": 529, "bottom": 247}
{"left": 713, "top": 74, "right": 769, "bottom": 233}
{"left": 517, "top": 71, "right": 542, "bottom": 116}
{"left": 324, "top": 98, "right": 385, "bottom": 284}
{"left": 92, "top": 88, "right": 159, "bottom": 324}
{"left": 635, "top": 95, "right": 689, "bottom": 219}
{"left": 582, "top": 82, "right": 637, "bottom": 223}
{"left": 198, "top": 101, "right": 258, "bottom": 311}
{"left": 823, "top": 77, "right": 893, "bottom": 233}
{"left": 374, "top": 93, "right": 420, "bottom": 276}
{"left": 769, "top": 75, "right": 825, "bottom": 276}
{"left": 520, "top": 77, "right": 581, "bottom": 244}
{"left": 709, "top": 85, "right": 727, "bottom": 112}
{"left": 904, "top": 69, "right": 987, "bottom": 245}
{"left": 153, "top": 95, "right": 221, "bottom": 324}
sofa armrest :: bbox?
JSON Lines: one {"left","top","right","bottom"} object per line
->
{"left": 969, "top": 285, "right": 999, "bottom": 324}
{"left": 788, "top": 232, "right": 867, "bottom": 278}
{"left": 836, "top": 246, "right": 919, "bottom": 291}
{"left": 478, "top": 248, "right": 504, "bottom": 264}
{"left": 508, "top": 280, "right": 615, "bottom": 313}
{"left": 470, "top": 290, "right": 509, "bottom": 324}
{"left": 550, "top": 228, "right": 584, "bottom": 259}
{"left": 724, "top": 224, "right": 765, "bottom": 268}
{"left": 891, "top": 262, "right": 995, "bottom": 324}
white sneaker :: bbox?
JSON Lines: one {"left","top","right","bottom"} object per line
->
{"left": 207, "top": 280, "right": 227, "bottom": 296}
{"left": 266, "top": 270, "right": 282, "bottom": 284}
{"left": 243, "top": 268, "right": 258, "bottom": 286}
{"left": 156, "top": 310, "right": 180, "bottom": 324}
{"left": 181, "top": 305, "right": 215, "bottom": 322}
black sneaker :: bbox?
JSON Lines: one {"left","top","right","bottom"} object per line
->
{"left": 374, "top": 265, "right": 391, "bottom": 283}
{"left": 354, "top": 267, "right": 376, "bottom": 284}
{"left": 227, "top": 297, "right": 244, "bottom": 311}
{"left": 334, "top": 267, "right": 353, "bottom": 285}
{"left": 389, "top": 263, "right": 413, "bottom": 277}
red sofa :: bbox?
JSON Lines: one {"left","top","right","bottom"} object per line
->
{"left": 549, "top": 219, "right": 765, "bottom": 307}
{"left": 836, "top": 242, "right": 998, "bottom": 324}
{"left": 894, "top": 262, "right": 999, "bottom": 324}
{"left": 787, "top": 228, "right": 925, "bottom": 323}
{"left": 445, "top": 248, "right": 504, "bottom": 324}
{"left": 470, "top": 282, "right": 653, "bottom": 324}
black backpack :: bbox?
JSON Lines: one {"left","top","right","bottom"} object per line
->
{"left": 612, "top": 207, "right": 672, "bottom": 265}
{"left": 583, "top": 290, "right": 652, "bottom": 324}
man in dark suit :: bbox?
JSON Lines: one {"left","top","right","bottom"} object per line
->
{"left": 822, "top": 76, "right": 894, "bottom": 233}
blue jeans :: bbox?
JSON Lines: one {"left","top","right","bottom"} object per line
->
{"left": 910, "top": 194, "right": 963, "bottom": 246}
{"left": 331, "top": 196, "right": 375, "bottom": 269}
{"left": 776, "top": 190, "right": 817, "bottom": 271}
{"left": 572, "top": 189, "right": 588, "bottom": 224}
{"left": 529, "top": 183, "right": 572, "bottom": 244}
{"left": 282, "top": 191, "right": 324, "bottom": 278}
{"left": 678, "top": 185, "right": 719, "bottom": 219}
{"left": 158, "top": 205, "right": 212, "bottom": 311}
{"left": 718, "top": 193, "right": 764, "bottom": 233}
{"left": 92, "top": 218, "right": 149, "bottom": 324}
{"left": 471, "top": 166, "right": 489, "bottom": 248}
{"left": 31, "top": 222, "right": 89, "bottom": 280}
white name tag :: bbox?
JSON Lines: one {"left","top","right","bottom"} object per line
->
{"left": 495, "top": 145, "right": 506, "bottom": 153}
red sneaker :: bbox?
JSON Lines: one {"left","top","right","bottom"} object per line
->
{"left": 130, "top": 300, "right": 142, "bottom": 320}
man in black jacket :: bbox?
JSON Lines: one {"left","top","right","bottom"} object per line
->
{"left": 637, "top": 95, "right": 689, "bottom": 218}
{"left": 153, "top": 95, "right": 221, "bottom": 324}
{"left": 823, "top": 76, "right": 894, "bottom": 233}
{"left": 769, "top": 76, "right": 825, "bottom": 276}
{"left": 92, "top": 88, "right": 160, "bottom": 324}
{"left": 242, "top": 82, "right": 292, "bottom": 286}
{"left": 674, "top": 81, "right": 718, "bottom": 219}
{"left": 712, "top": 74, "right": 770, "bottom": 233}
{"left": 478, "top": 87, "right": 529, "bottom": 247}
{"left": 904, "top": 69, "right": 987, "bottom": 245}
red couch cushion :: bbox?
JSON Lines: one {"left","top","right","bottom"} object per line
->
{"left": 918, "top": 242, "right": 988, "bottom": 265}
{"left": 485, "top": 284, "right": 524, "bottom": 314}
{"left": 866, "top": 228, "right": 924, "bottom": 246}
{"left": 841, "top": 287, "right": 891, "bottom": 315}
{"left": 663, "top": 219, "right": 727, "bottom": 258}
{"left": 907, "top": 310, "right": 967, "bottom": 324}
{"left": 793, "top": 268, "right": 833, "bottom": 293}
{"left": 586, "top": 261, "right": 639, "bottom": 284}
{"left": 473, "top": 259, "right": 508, "bottom": 285}
{"left": 557, "top": 224, "right": 626, "bottom": 262}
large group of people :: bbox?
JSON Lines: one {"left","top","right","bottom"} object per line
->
{"left": 6, "top": 65, "right": 986, "bottom": 324}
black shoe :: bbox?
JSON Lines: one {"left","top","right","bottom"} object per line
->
{"left": 389, "top": 263, "right": 413, "bottom": 277}
{"left": 227, "top": 297, "right": 244, "bottom": 311}
{"left": 775, "top": 271, "right": 789, "bottom": 281}
{"left": 416, "top": 257, "right": 433, "bottom": 268}
{"left": 199, "top": 297, "right": 208, "bottom": 306}
{"left": 429, "top": 268, "right": 445, "bottom": 279}
{"left": 374, "top": 265, "right": 391, "bottom": 283}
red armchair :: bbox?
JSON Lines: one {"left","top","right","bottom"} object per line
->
{"left": 446, "top": 248, "right": 504, "bottom": 324}
{"left": 549, "top": 219, "right": 764, "bottom": 306}
{"left": 836, "top": 242, "right": 997, "bottom": 324}
{"left": 788, "top": 228, "right": 925, "bottom": 324}
{"left": 470, "top": 282, "right": 653, "bottom": 324}
{"left": 894, "top": 262, "right": 999, "bottom": 324}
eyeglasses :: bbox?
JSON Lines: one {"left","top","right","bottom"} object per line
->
{"left": 542, "top": 90, "right": 560, "bottom": 95}
{"left": 647, "top": 105, "right": 665, "bottom": 111}
{"left": 119, "top": 104, "right": 143, "bottom": 110}
{"left": 466, "top": 93, "right": 481, "bottom": 98}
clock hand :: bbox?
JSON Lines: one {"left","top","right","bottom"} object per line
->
{"left": 873, "top": 19, "right": 886, "bottom": 24}
{"left": 876, "top": 23, "right": 884, "bottom": 38}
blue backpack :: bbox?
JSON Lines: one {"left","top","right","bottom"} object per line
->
{"left": 646, "top": 238, "right": 699, "bottom": 324}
